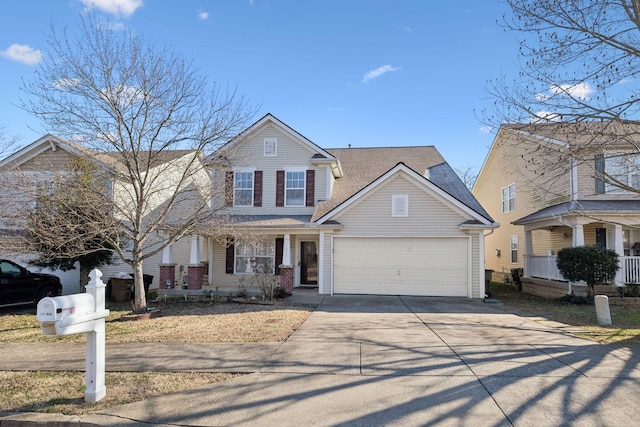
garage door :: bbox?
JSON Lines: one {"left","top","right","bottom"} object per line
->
{"left": 333, "top": 237, "right": 469, "bottom": 296}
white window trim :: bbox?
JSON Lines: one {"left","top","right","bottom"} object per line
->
{"left": 502, "top": 183, "right": 516, "bottom": 214}
{"left": 604, "top": 153, "right": 640, "bottom": 194}
{"left": 233, "top": 167, "right": 255, "bottom": 207}
{"left": 391, "top": 194, "right": 409, "bottom": 217}
{"left": 510, "top": 234, "right": 519, "bottom": 264}
{"left": 284, "top": 167, "right": 307, "bottom": 207}
{"left": 264, "top": 138, "right": 277, "bottom": 157}
{"left": 234, "top": 240, "right": 275, "bottom": 275}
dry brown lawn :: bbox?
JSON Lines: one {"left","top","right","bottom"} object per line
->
{"left": 0, "top": 298, "right": 314, "bottom": 416}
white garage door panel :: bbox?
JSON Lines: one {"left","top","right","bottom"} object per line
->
{"left": 333, "top": 238, "right": 468, "bottom": 296}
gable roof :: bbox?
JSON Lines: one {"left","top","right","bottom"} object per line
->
{"left": 0, "top": 134, "right": 198, "bottom": 173}
{"left": 314, "top": 161, "right": 496, "bottom": 226}
{"left": 209, "top": 113, "right": 339, "bottom": 168}
{"left": 313, "top": 146, "right": 493, "bottom": 223}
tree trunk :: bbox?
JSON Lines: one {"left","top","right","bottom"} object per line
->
{"left": 132, "top": 261, "right": 147, "bottom": 313}
{"left": 80, "top": 263, "right": 91, "bottom": 293}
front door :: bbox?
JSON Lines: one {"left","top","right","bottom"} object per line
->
{"left": 300, "top": 241, "right": 318, "bottom": 285}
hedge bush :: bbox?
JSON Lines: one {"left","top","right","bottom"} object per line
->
{"left": 556, "top": 246, "right": 619, "bottom": 297}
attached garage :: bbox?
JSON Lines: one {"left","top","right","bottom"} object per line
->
{"left": 332, "top": 237, "right": 470, "bottom": 297}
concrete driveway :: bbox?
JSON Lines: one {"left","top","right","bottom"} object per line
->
{"left": 8, "top": 294, "right": 640, "bottom": 426}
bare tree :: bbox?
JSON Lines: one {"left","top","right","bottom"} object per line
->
{"left": 20, "top": 14, "right": 256, "bottom": 312}
{"left": 26, "top": 158, "right": 120, "bottom": 292}
{"left": 455, "top": 164, "right": 478, "bottom": 190}
{"left": 484, "top": 0, "right": 640, "bottom": 196}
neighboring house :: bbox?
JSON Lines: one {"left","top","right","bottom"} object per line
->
{"left": 0, "top": 134, "right": 205, "bottom": 294}
{"left": 163, "top": 114, "right": 497, "bottom": 298}
{"left": 473, "top": 122, "right": 640, "bottom": 295}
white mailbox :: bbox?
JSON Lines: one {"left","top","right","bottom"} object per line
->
{"left": 36, "top": 269, "right": 110, "bottom": 403}
{"left": 37, "top": 293, "right": 109, "bottom": 336}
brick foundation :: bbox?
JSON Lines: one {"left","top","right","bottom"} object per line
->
{"left": 279, "top": 266, "right": 294, "bottom": 294}
{"left": 159, "top": 264, "right": 176, "bottom": 289}
{"left": 187, "top": 264, "right": 206, "bottom": 290}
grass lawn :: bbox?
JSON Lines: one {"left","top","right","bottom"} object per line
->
{"left": 489, "top": 281, "right": 640, "bottom": 345}
{"left": 0, "top": 298, "right": 314, "bottom": 415}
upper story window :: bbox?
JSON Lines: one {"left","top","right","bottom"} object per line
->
{"left": 276, "top": 169, "right": 314, "bottom": 207}
{"left": 234, "top": 171, "right": 254, "bottom": 206}
{"left": 264, "top": 138, "right": 277, "bottom": 157}
{"left": 602, "top": 154, "right": 640, "bottom": 194}
{"left": 502, "top": 183, "right": 516, "bottom": 213}
{"left": 285, "top": 170, "right": 305, "bottom": 206}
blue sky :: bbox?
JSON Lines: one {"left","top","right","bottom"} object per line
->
{"left": 0, "top": 0, "right": 518, "bottom": 172}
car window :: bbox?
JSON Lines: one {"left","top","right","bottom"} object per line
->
{"left": 0, "top": 261, "right": 21, "bottom": 278}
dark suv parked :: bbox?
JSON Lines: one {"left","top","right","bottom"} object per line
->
{"left": 0, "top": 259, "right": 62, "bottom": 307}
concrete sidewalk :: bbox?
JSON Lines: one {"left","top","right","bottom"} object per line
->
{"left": 3, "top": 294, "right": 640, "bottom": 426}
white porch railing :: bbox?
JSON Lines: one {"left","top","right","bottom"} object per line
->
{"left": 526, "top": 255, "right": 565, "bottom": 281}
{"left": 525, "top": 255, "right": 640, "bottom": 284}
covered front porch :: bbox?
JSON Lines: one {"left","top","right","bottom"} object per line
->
{"left": 157, "top": 216, "right": 341, "bottom": 295}
{"left": 514, "top": 201, "right": 640, "bottom": 288}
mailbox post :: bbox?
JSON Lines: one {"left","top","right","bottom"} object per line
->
{"left": 37, "top": 268, "right": 110, "bottom": 402}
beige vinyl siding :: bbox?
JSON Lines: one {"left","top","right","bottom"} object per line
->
{"left": 213, "top": 124, "right": 325, "bottom": 215}
{"left": 474, "top": 129, "right": 571, "bottom": 274}
{"left": 319, "top": 231, "right": 334, "bottom": 294}
{"left": 332, "top": 173, "right": 467, "bottom": 235}
{"left": 18, "top": 147, "right": 78, "bottom": 171}
{"left": 575, "top": 152, "right": 606, "bottom": 198}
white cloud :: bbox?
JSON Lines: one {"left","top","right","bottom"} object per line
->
{"left": 80, "top": 0, "right": 143, "bottom": 17}
{"left": 549, "top": 82, "right": 594, "bottom": 100}
{"left": 478, "top": 126, "right": 493, "bottom": 134}
{"left": 0, "top": 44, "right": 42, "bottom": 65}
{"left": 362, "top": 65, "right": 400, "bottom": 83}
{"left": 198, "top": 10, "right": 209, "bottom": 21}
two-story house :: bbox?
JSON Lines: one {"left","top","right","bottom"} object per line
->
{"left": 473, "top": 122, "right": 640, "bottom": 296}
{"left": 163, "top": 114, "right": 498, "bottom": 298}
{"left": 0, "top": 134, "right": 206, "bottom": 294}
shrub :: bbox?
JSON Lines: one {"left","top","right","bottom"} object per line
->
{"left": 556, "top": 246, "right": 619, "bottom": 297}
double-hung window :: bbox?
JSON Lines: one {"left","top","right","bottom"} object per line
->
{"left": 604, "top": 154, "right": 640, "bottom": 194}
{"left": 510, "top": 235, "right": 518, "bottom": 263}
{"left": 233, "top": 171, "right": 254, "bottom": 207}
{"left": 235, "top": 240, "right": 275, "bottom": 274}
{"left": 502, "top": 183, "right": 516, "bottom": 213}
{"left": 285, "top": 170, "right": 305, "bottom": 206}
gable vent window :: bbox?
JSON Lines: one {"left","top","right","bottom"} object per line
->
{"left": 264, "top": 138, "right": 277, "bottom": 157}
{"left": 392, "top": 195, "right": 409, "bottom": 217}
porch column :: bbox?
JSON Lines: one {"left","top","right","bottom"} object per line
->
{"left": 613, "top": 224, "right": 625, "bottom": 286}
{"left": 159, "top": 244, "right": 176, "bottom": 289}
{"left": 189, "top": 235, "right": 201, "bottom": 265}
{"left": 282, "top": 234, "right": 291, "bottom": 267}
{"left": 188, "top": 235, "right": 205, "bottom": 290}
{"left": 572, "top": 224, "right": 585, "bottom": 247}
{"left": 524, "top": 229, "right": 533, "bottom": 277}
{"left": 279, "top": 234, "right": 294, "bottom": 294}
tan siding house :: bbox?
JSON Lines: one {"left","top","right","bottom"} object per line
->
{"left": 473, "top": 122, "right": 640, "bottom": 293}
{"left": 181, "top": 114, "right": 497, "bottom": 298}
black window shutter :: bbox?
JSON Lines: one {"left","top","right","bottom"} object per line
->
{"left": 225, "top": 171, "right": 234, "bottom": 206}
{"left": 225, "top": 238, "right": 235, "bottom": 274}
{"left": 254, "top": 170, "right": 263, "bottom": 207}
{"left": 305, "top": 169, "right": 315, "bottom": 207}
{"left": 595, "top": 154, "right": 605, "bottom": 194}
{"left": 275, "top": 238, "right": 284, "bottom": 275}
{"left": 276, "top": 170, "right": 285, "bottom": 207}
